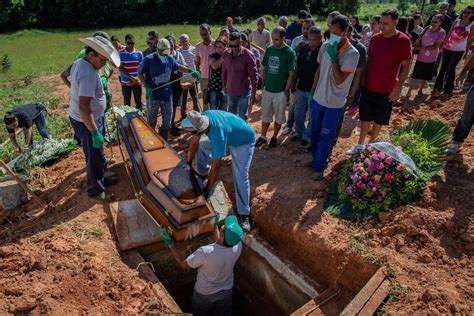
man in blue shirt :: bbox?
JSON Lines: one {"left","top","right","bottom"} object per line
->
{"left": 285, "top": 10, "right": 311, "bottom": 43}
{"left": 138, "top": 39, "right": 200, "bottom": 139}
{"left": 184, "top": 110, "right": 256, "bottom": 231}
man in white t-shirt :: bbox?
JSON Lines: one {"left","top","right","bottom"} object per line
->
{"left": 68, "top": 36, "right": 120, "bottom": 200}
{"left": 162, "top": 215, "right": 243, "bottom": 316}
{"left": 249, "top": 17, "right": 271, "bottom": 52}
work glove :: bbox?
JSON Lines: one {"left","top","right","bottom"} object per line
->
{"left": 159, "top": 227, "right": 173, "bottom": 247}
{"left": 326, "top": 43, "right": 339, "bottom": 63}
{"left": 190, "top": 69, "right": 201, "bottom": 79}
{"left": 214, "top": 212, "right": 220, "bottom": 229}
{"left": 91, "top": 130, "right": 104, "bottom": 149}
{"left": 307, "top": 88, "right": 315, "bottom": 108}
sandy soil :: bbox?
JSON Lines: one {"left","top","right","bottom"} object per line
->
{"left": 0, "top": 74, "right": 472, "bottom": 314}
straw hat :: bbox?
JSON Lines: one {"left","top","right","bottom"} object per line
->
{"left": 79, "top": 36, "right": 120, "bottom": 67}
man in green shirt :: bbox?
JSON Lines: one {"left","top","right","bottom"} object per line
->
{"left": 256, "top": 27, "right": 296, "bottom": 148}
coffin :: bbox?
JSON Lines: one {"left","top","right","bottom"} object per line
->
{"left": 116, "top": 112, "right": 215, "bottom": 241}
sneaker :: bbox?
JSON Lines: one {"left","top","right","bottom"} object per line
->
{"left": 290, "top": 135, "right": 301, "bottom": 143}
{"left": 269, "top": 137, "right": 278, "bottom": 148}
{"left": 300, "top": 139, "right": 309, "bottom": 147}
{"left": 312, "top": 172, "right": 324, "bottom": 181}
{"left": 240, "top": 215, "right": 251, "bottom": 232}
{"left": 346, "top": 144, "right": 365, "bottom": 155}
{"left": 282, "top": 127, "right": 292, "bottom": 135}
{"left": 255, "top": 136, "right": 267, "bottom": 147}
{"left": 447, "top": 142, "right": 462, "bottom": 156}
{"left": 90, "top": 192, "right": 114, "bottom": 202}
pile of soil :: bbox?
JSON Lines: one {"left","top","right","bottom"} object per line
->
{"left": 1, "top": 75, "right": 472, "bottom": 314}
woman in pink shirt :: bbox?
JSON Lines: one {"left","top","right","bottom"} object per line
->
{"left": 405, "top": 15, "right": 446, "bottom": 99}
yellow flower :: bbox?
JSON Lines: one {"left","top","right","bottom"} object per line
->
{"left": 374, "top": 175, "right": 382, "bottom": 182}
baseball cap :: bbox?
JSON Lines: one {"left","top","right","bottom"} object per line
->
{"left": 224, "top": 215, "right": 243, "bottom": 246}
{"left": 157, "top": 38, "right": 171, "bottom": 55}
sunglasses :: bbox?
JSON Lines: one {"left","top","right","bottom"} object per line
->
{"left": 229, "top": 44, "right": 240, "bottom": 48}
{"left": 126, "top": 41, "right": 135, "bottom": 45}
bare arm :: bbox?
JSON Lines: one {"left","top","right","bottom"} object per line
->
{"left": 250, "top": 42, "right": 265, "bottom": 54}
{"left": 456, "top": 53, "right": 474, "bottom": 86}
{"left": 261, "top": 65, "right": 266, "bottom": 90}
{"left": 284, "top": 70, "right": 295, "bottom": 96}
{"left": 311, "top": 66, "right": 321, "bottom": 91}
{"left": 60, "top": 64, "right": 73, "bottom": 88}
{"left": 8, "top": 133, "right": 21, "bottom": 152}
{"left": 138, "top": 74, "right": 146, "bottom": 87}
{"left": 206, "top": 159, "right": 221, "bottom": 193}
{"left": 24, "top": 127, "right": 32, "bottom": 146}
{"left": 78, "top": 96, "right": 98, "bottom": 132}
{"left": 168, "top": 245, "right": 191, "bottom": 271}
{"left": 195, "top": 50, "right": 201, "bottom": 72}
{"left": 119, "top": 65, "right": 138, "bottom": 84}
{"left": 331, "top": 62, "right": 354, "bottom": 85}
{"left": 465, "top": 27, "right": 474, "bottom": 57}
{"left": 187, "top": 134, "right": 201, "bottom": 163}
{"left": 346, "top": 68, "right": 363, "bottom": 107}
{"left": 389, "top": 59, "right": 411, "bottom": 102}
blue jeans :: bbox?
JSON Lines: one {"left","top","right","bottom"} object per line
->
{"left": 196, "top": 136, "right": 255, "bottom": 215}
{"left": 70, "top": 116, "right": 106, "bottom": 197}
{"left": 147, "top": 99, "right": 172, "bottom": 130}
{"left": 453, "top": 85, "right": 474, "bottom": 143}
{"left": 227, "top": 90, "right": 250, "bottom": 121}
{"left": 310, "top": 100, "right": 344, "bottom": 172}
{"left": 293, "top": 89, "right": 311, "bottom": 141}
{"left": 208, "top": 90, "right": 227, "bottom": 111}
{"left": 24, "top": 111, "right": 49, "bottom": 146}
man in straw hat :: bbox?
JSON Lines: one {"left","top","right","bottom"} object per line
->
{"left": 68, "top": 36, "right": 120, "bottom": 201}
{"left": 183, "top": 110, "right": 255, "bottom": 231}
{"left": 138, "top": 38, "right": 201, "bottom": 140}
{"left": 161, "top": 214, "right": 243, "bottom": 316}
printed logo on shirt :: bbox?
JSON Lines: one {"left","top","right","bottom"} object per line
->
{"left": 268, "top": 55, "right": 280, "bottom": 75}
{"left": 153, "top": 71, "right": 172, "bottom": 85}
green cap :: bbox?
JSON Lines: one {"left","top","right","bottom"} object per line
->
{"left": 224, "top": 215, "right": 243, "bottom": 246}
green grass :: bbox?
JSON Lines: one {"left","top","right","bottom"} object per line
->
{"left": 0, "top": 80, "right": 71, "bottom": 161}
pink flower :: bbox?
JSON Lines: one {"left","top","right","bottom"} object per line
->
{"left": 357, "top": 182, "right": 366, "bottom": 190}
{"left": 377, "top": 152, "right": 385, "bottom": 160}
{"left": 371, "top": 154, "right": 380, "bottom": 161}
{"left": 361, "top": 173, "right": 369, "bottom": 180}
{"left": 376, "top": 162, "right": 384, "bottom": 170}
{"left": 396, "top": 164, "right": 405, "bottom": 171}
{"left": 385, "top": 156, "right": 393, "bottom": 164}
{"left": 384, "top": 173, "right": 394, "bottom": 183}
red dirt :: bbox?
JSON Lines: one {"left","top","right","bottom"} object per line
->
{"left": 1, "top": 74, "right": 472, "bottom": 314}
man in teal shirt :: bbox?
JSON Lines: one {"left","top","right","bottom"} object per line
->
{"left": 184, "top": 110, "right": 255, "bottom": 231}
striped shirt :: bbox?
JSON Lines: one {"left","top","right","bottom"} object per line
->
{"left": 119, "top": 48, "right": 143, "bottom": 86}
{"left": 178, "top": 46, "right": 196, "bottom": 81}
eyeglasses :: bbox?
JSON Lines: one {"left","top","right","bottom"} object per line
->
{"left": 229, "top": 44, "right": 240, "bottom": 48}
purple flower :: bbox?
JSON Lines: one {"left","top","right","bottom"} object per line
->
{"left": 377, "top": 152, "right": 385, "bottom": 160}
{"left": 371, "top": 154, "right": 380, "bottom": 161}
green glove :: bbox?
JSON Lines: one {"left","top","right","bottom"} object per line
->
{"left": 214, "top": 212, "right": 220, "bottom": 229}
{"left": 91, "top": 130, "right": 104, "bottom": 149}
{"left": 307, "top": 88, "right": 315, "bottom": 108}
{"left": 326, "top": 43, "right": 339, "bottom": 63}
{"left": 160, "top": 227, "right": 173, "bottom": 247}
{"left": 190, "top": 69, "right": 201, "bottom": 79}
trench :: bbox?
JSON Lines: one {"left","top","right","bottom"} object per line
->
{"left": 138, "top": 234, "right": 323, "bottom": 315}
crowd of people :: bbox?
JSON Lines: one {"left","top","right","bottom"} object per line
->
{"left": 9, "top": 4, "right": 466, "bottom": 314}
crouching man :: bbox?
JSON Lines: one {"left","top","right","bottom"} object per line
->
{"left": 4, "top": 103, "right": 49, "bottom": 153}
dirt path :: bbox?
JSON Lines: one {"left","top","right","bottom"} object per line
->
{"left": 1, "top": 74, "right": 472, "bottom": 314}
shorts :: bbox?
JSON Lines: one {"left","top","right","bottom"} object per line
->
{"left": 359, "top": 88, "right": 392, "bottom": 125}
{"left": 261, "top": 89, "right": 287, "bottom": 124}
{"left": 411, "top": 61, "right": 436, "bottom": 81}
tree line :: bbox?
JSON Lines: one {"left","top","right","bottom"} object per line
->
{"left": 1, "top": 0, "right": 360, "bottom": 32}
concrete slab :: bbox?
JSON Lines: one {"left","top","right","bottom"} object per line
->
{"left": 110, "top": 199, "right": 163, "bottom": 251}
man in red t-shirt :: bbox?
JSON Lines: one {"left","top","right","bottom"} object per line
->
{"left": 347, "top": 9, "right": 412, "bottom": 154}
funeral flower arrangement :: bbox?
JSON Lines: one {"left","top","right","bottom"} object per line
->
{"left": 336, "top": 120, "right": 451, "bottom": 215}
